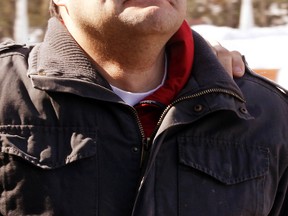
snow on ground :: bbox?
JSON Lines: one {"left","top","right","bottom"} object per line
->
{"left": 192, "top": 24, "right": 288, "bottom": 89}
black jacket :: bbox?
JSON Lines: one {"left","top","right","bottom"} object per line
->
{"left": 0, "top": 18, "right": 288, "bottom": 216}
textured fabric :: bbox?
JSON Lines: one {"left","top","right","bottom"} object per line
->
{"left": 145, "top": 21, "right": 194, "bottom": 105}
{"left": 136, "top": 21, "right": 194, "bottom": 137}
{"left": 0, "top": 17, "right": 288, "bottom": 216}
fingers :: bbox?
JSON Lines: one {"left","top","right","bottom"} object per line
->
{"left": 213, "top": 44, "right": 233, "bottom": 77}
{"left": 230, "top": 50, "right": 245, "bottom": 78}
{"left": 209, "top": 41, "right": 245, "bottom": 78}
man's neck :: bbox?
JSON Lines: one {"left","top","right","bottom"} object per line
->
{"left": 69, "top": 25, "right": 171, "bottom": 93}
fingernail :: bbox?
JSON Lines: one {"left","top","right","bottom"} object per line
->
{"left": 233, "top": 66, "right": 243, "bottom": 74}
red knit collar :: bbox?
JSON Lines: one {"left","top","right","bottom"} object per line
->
{"left": 144, "top": 21, "right": 194, "bottom": 105}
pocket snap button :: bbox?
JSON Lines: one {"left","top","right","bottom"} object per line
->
{"left": 194, "top": 104, "right": 204, "bottom": 112}
{"left": 132, "top": 146, "right": 140, "bottom": 153}
{"left": 239, "top": 107, "right": 248, "bottom": 114}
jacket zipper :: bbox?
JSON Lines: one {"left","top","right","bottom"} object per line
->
{"left": 139, "top": 88, "right": 245, "bottom": 167}
{"left": 127, "top": 106, "right": 149, "bottom": 168}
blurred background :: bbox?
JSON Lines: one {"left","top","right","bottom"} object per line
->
{"left": 0, "top": 0, "right": 287, "bottom": 88}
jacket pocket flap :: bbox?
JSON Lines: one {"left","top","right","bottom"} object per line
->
{"left": 0, "top": 126, "right": 97, "bottom": 169}
{"left": 178, "top": 137, "right": 269, "bottom": 185}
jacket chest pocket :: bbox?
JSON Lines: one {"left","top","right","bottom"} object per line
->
{"left": 0, "top": 126, "right": 98, "bottom": 216}
{"left": 178, "top": 137, "right": 269, "bottom": 216}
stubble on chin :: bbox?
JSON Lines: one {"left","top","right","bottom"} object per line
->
{"left": 118, "top": 6, "right": 184, "bottom": 36}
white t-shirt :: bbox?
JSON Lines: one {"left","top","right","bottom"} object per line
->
{"left": 110, "top": 57, "right": 167, "bottom": 106}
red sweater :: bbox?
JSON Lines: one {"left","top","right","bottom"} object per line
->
{"left": 135, "top": 21, "right": 194, "bottom": 137}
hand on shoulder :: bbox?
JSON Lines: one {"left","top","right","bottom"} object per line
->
{"left": 209, "top": 41, "right": 245, "bottom": 78}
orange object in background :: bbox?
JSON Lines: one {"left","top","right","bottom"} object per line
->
{"left": 253, "top": 69, "right": 279, "bottom": 81}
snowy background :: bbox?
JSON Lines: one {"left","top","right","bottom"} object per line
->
{"left": 192, "top": 24, "right": 288, "bottom": 89}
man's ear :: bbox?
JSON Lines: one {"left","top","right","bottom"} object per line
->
{"left": 52, "top": 0, "right": 69, "bottom": 17}
{"left": 52, "top": 0, "right": 66, "bottom": 6}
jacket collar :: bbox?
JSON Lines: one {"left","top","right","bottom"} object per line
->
{"left": 27, "top": 17, "right": 245, "bottom": 106}
{"left": 28, "top": 17, "right": 109, "bottom": 87}
{"left": 182, "top": 30, "right": 245, "bottom": 100}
